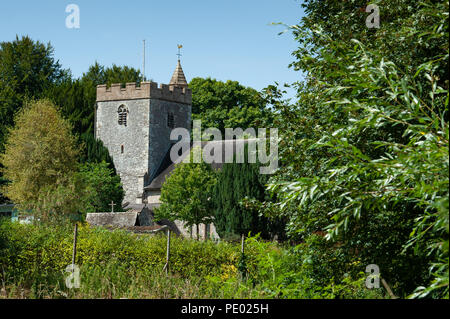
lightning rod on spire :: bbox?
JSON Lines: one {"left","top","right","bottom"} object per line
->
{"left": 142, "top": 39, "right": 146, "bottom": 81}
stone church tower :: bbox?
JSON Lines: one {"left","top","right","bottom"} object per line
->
{"left": 95, "top": 61, "right": 191, "bottom": 205}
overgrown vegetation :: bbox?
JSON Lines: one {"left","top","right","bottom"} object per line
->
{"left": 263, "top": 0, "right": 449, "bottom": 298}
{"left": 0, "top": 219, "right": 386, "bottom": 299}
{"left": 0, "top": 0, "right": 447, "bottom": 300}
{"left": 213, "top": 145, "right": 285, "bottom": 240}
{"left": 0, "top": 37, "right": 133, "bottom": 206}
{"left": 189, "top": 77, "right": 274, "bottom": 135}
{"left": 0, "top": 100, "right": 124, "bottom": 220}
{"left": 154, "top": 148, "right": 217, "bottom": 239}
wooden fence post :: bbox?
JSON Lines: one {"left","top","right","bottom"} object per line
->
{"left": 162, "top": 229, "right": 171, "bottom": 275}
{"left": 238, "top": 233, "right": 247, "bottom": 281}
{"left": 72, "top": 222, "right": 78, "bottom": 266}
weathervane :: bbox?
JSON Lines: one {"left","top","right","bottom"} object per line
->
{"left": 177, "top": 44, "right": 183, "bottom": 61}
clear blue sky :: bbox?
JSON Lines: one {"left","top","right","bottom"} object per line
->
{"left": 0, "top": 0, "right": 305, "bottom": 96}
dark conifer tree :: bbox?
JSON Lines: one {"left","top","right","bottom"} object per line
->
{"left": 79, "top": 133, "right": 116, "bottom": 174}
{"left": 213, "top": 145, "right": 276, "bottom": 240}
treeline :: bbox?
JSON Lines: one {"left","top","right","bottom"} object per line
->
{"left": 0, "top": 36, "right": 143, "bottom": 204}
{"left": 0, "top": 35, "right": 272, "bottom": 206}
{"left": 266, "top": 0, "right": 448, "bottom": 298}
{"left": 0, "top": 0, "right": 448, "bottom": 298}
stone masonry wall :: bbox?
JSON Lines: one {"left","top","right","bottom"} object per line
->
{"left": 148, "top": 99, "right": 191, "bottom": 178}
{"left": 96, "top": 99, "right": 150, "bottom": 205}
{"left": 95, "top": 81, "right": 192, "bottom": 206}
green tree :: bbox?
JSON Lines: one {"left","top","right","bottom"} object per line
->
{"left": 0, "top": 35, "right": 68, "bottom": 148}
{"left": 154, "top": 153, "right": 217, "bottom": 239}
{"left": 0, "top": 99, "right": 83, "bottom": 222}
{"left": 43, "top": 62, "right": 142, "bottom": 192}
{"left": 78, "top": 161, "right": 124, "bottom": 214}
{"left": 0, "top": 176, "right": 8, "bottom": 204}
{"left": 189, "top": 77, "right": 273, "bottom": 135}
{"left": 44, "top": 78, "right": 95, "bottom": 139}
{"left": 212, "top": 146, "right": 280, "bottom": 240}
{"left": 79, "top": 133, "right": 116, "bottom": 173}
{"left": 0, "top": 36, "right": 69, "bottom": 203}
{"left": 267, "top": 0, "right": 448, "bottom": 297}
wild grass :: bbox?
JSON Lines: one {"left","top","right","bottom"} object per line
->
{"left": 0, "top": 219, "right": 386, "bottom": 299}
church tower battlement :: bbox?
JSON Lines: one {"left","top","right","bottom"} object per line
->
{"left": 96, "top": 82, "right": 192, "bottom": 105}
{"left": 95, "top": 60, "right": 192, "bottom": 206}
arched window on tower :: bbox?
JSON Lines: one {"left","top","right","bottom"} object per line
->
{"left": 167, "top": 112, "right": 175, "bottom": 129}
{"left": 118, "top": 105, "right": 128, "bottom": 126}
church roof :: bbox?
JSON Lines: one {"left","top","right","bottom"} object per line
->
{"left": 86, "top": 212, "right": 139, "bottom": 227}
{"left": 145, "top": 139, "right": 260, "bottom": 191}
{"left": 169, "top": 60, "right": 188, "bottom": 88}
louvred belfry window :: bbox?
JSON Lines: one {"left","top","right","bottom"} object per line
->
{"left": 118, "top": 105, "right": 128, "bottom": 126}
{"left": 167, "top": 112, "right": 175, "bottom": 129}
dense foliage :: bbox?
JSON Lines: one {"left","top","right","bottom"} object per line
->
{"left": 0, "top": 36, "right": 69, "bottom": 203}
{"left": 154, "top": 152, "right": 217, "bottom": 238}
{"left": 213, "top": 147, "right": 284, "bottom": 240}
{"left": 79, "top": 133, "right": 116, "bottom": 174}
{"left": 0, "top": 220, "right": 385, "bottom": 299}
{"left": 189, "top": 77, "right": 273, "bottom": 134}
{"left": 265, "top": 0, "right": 449, "bottom": 298}
{"left": 0, "top": 99, "right": 82, "bottom": 222}
{"left": 0, "top": 36, "right": 68, "bottom": 151}
{"left": 78, "top": 161, "right": 124, "bottom": 214}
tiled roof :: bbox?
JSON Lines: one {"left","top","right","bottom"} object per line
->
{"left": 86, "top": 212, "right": 139, "bottom": 227}
{"left": 145, "top": 139, "right": 260, "bottom": 191}
{"left": 169, "top": 60, "right": 188, "bottom": 88}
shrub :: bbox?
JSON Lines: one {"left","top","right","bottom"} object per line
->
{"left": 0, "top": 220, "right": 389, "bottom": 299}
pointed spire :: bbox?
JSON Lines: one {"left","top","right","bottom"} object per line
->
{"left": 169, "top": 60, "right": 188, "bottom": 89}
